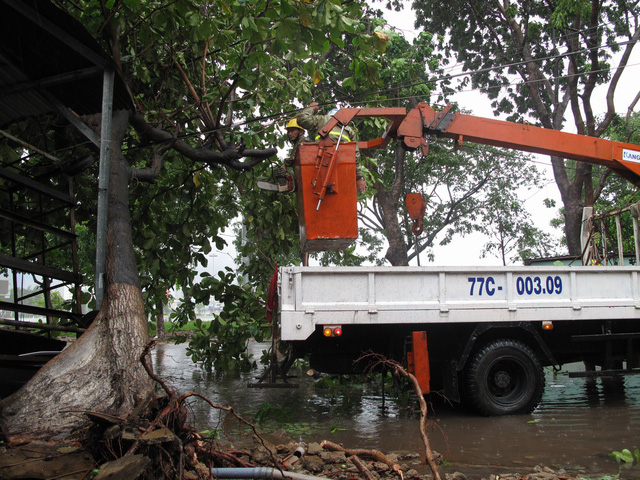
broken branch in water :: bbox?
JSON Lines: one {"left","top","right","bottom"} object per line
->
{"left": 358, "top": 353, "right": 444, "bottom": 480}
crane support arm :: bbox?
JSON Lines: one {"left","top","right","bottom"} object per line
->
{"left": 317, "top": 107, "right": 407, "bottom": 150}
{"left": 397, "top": 103, "right": 640, "bottom": 186}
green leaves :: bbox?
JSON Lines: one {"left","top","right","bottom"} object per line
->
{"left": 551, "top": 0, "right": 592, "bottom": 29}
{"left": 411, "top": 0, "right": 640, "bottom": 254}
{"left": 372, "top": 31, "right": 390, "bottom": 53}
{"left": 298, "top": 5, "right": 313, "bottom": 27}
{"left": 609, "top": 448, "right": 639, "bottom": 464}
{"left": 59, "top": 0, "right": 407, "bottom": 369}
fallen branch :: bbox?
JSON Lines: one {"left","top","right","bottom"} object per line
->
{"left": 320, "top": 440, "right": 402, "bottom": 476}
{"left": 135, "top": 340, "right": 282, "bottom": 472}
{"left": 349, "top": 455, "right": 377, "bottom": 480}
{"left": 140, "top": 339, "right": 176, "bottom": 397}
{"left": 177, "top": 392, "right": 282, "bottom": 469}
{"left": 197, "top": 446, "right": 253, "bottom": 468}
{"left": 359, "top": 354, "right": 444, "bottom": 480}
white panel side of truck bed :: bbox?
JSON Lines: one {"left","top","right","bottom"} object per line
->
{"left": 278, "top": 266, "right": 640, "bottom": 341}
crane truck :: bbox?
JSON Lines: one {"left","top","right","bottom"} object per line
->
{"left": 276, "top": 103, "right": 640, "bottom": 416}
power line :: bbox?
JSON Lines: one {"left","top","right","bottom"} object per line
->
{"left": 122, "top": 37, "right": 638, "bottom": 148}
{"left": 345, "top": 38, "right": 638, "bottom": 103}
{"left": 447, "top": 61, "right": 640, "bottom": 107}
{"left": 435, "top": 19, "right": 615, "bottom": 76}
{"left": 202, "top": 38, "right": 638, "bottom": 134}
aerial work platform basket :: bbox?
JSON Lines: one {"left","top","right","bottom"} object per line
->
{"left": 294, "top": 142, "right": 358, "bottom": 251}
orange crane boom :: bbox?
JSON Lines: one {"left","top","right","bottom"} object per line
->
{"left": 295, "top": 103, "right": 640, "bottom": 251}
{"left": 319, "top": 103, "right": 640, "bottom": 185}
{"left": 397, "top": 103, "right": 640, "bottom": 187}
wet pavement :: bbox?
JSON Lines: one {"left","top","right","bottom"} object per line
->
{"left": 152, "top": 341, "right": 640, "bottom": 478}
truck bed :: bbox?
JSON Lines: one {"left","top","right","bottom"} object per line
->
{"left": 279, "top": 265, "right": 640, "bottom": 341}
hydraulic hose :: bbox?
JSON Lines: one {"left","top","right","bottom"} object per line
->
{"left": 210, "top": 467, "right": 326, "bottom": 480}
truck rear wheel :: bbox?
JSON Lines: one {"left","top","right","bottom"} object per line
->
{"left": 465, "top": 339, "right": 544, "bottom": 416}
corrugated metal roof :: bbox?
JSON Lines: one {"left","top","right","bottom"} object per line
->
{"left": 0, "top": 0, "right": 132, "bottom": 128}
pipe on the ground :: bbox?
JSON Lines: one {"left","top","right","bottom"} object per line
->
{"left": 210, "top": 467, "right": 326, "bottom": 480}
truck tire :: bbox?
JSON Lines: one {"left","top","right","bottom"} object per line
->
{"left": 465, "top": 339, "right": 544, "bottom": 416}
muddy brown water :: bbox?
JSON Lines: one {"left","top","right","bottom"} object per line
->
{"left": 153, "top": 341, "right": 640, "bottom": 478}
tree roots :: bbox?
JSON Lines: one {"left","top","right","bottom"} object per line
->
{"left": 1, "top": 341, "right": 443, "bottom": 480}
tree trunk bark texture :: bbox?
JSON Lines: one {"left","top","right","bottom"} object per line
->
{"left": 377, "top": 145, "right": 409, "bottom": 266}
{"left": 0, "top": 284, "right": 150, "bottom": 442}
{"left": 377, "top": 186, "right": 409, "bottom": 266}
{"left": 0, "top": 111, "right": 153, "bottom": 443}
{"left": 550, "top": 155, "right": 586, "bottom": 256}
{"left": 563, "top": 198, "right": 585, "bottom": 257}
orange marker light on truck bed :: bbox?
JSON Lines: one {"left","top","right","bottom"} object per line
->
{"left": 408, "top": 331, "right": 430, "bottom": 394}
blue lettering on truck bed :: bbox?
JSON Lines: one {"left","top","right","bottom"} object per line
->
{"left": 623, "top": 149, "right": 640, "bottom": 163}
{"left": 468, "top": 276, "right": 563, "bottom": 296}
{"left": 468, "top": 277, "right": 499, "bottom": 296}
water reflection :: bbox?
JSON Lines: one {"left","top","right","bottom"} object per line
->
{"left": 152, "top": 341, "right": 640, "bottom": 477}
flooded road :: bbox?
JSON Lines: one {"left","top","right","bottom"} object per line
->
{"left": 153, "top": 341, "right": 640, "bottom": 478}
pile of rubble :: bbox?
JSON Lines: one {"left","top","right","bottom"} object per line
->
{"left": 0, "top": 432, "right": 591, "bottom": 480}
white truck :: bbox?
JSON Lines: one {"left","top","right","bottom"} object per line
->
{"left": 275, "top": 103, "right": 640, "bottom": 415}
{"left": 279, "top": 265, "right": 640, "bottom": 415}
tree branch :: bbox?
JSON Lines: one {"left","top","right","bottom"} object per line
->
{"left": 130, "top": 113, "right": 276, "bottom": 170}
{"left": 358, "top": 354, "right": 443, "bottom": 480}
{"left": 597, "top": 25, "right": 640, "bottom": 137}
{"left": 174, "top": 59, "right": 216, "bottom": 130}
{"left": 131, "top": 139, "right": 174, "bottom": 183}
{"left": 213, "top": 44, "right": 254, "bottom": 150}
{"left": 492, "top": 0, "right": 554, "bottom": 128}
{"left": 593, "top": 167, "right": 614, "bottom": 201}
{"left": 627, "top": 89, "right": 640, "bottom": 127}
{"left": 579, "top": 1, "right": 602, "bottom": 136}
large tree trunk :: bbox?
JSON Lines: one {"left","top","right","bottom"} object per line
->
{"left": 377, "top": 186, "right": 409, "bottom": 266}
{"left": 0, "top": 110, "right": 153, "bottom": 442}
{"left": 375, "top": 145, "right": 410, "bottom": 266}
{"left": 562, "top": 194, "right": 586, "bottom": 256}
{"left": 550, "top": 155, "right": 587, "bottom": 256}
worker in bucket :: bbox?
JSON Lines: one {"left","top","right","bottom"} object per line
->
{"left": 297, "top": 102, "right": 367, "bottom": 194}
{"left": 256, "top": 118, "right": 307, "bottom": 193}
{"left": 284, "top": 118, "right": 307, "bottom": 168}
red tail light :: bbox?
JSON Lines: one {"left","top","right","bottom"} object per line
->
{"left": 322, "top": 326, "right": 343, "bottom": 337}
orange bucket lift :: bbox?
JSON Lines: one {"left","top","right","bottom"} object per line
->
{"left": 294, "top": 142, "right": 358, "bottom": 251}
{"left": 289, "top": 102, "right": 640, "bottom": 253}
{"left": 292, "top": 107, "right": 407, "bottom": 252}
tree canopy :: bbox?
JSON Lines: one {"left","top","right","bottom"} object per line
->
{"left": 410, "top": 0, "right": 640, "bottom": 255}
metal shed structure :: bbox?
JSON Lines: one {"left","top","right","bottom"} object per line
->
{"left": 0, "top": 0, "right": 132, "bottom": 332}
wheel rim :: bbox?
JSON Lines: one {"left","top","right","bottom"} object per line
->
{"left": 484, "top": 356, "right": 530, "bottom": 406}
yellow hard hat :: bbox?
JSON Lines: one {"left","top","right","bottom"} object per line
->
{"left": 286, "top": 118, "right": 304, "bottom": 130}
